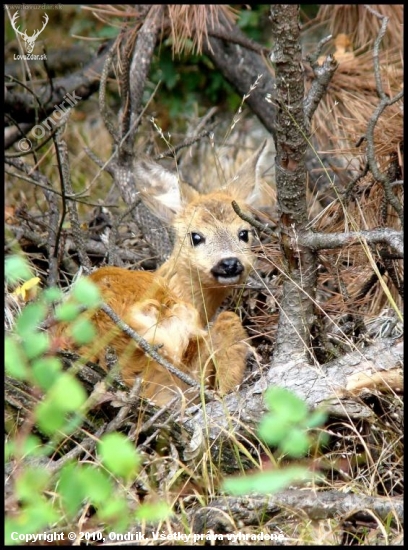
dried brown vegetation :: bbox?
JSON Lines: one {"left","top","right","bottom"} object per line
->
{"left": 5, "top": 4, "right": 403, "bottom": 546}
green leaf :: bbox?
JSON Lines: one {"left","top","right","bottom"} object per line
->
{"left": 304, "top": 409, "right": 327, "bottom": 429}
{"left": 264, "top": 387, "right": 308, "bottom": 423}
{"left": 258, "top": 415, "right": 291, "bottom": 446}
{"left": 5, "top": 501, "right": 59, "bottom": 545}
{"left": 5, "top": 336, "right": 29, "bottom": 379}
{"left": 135, "top": 502, "right": 171, "bottom": 522}
{"left": 35, "top": 401, "right": 66, "bottom": 435}
{"left": 31, "top": 357, "right": 62, "bottom": 390}
{"left": 280, "top": 428, "right": 311, "bottom": 458}
{"left": 223, "top": 466, "right": 312, "bottom": 496}
{"left": 98, "top": 433, "right": 141, "bottom": 480}
{"left": 5, "top": 255, "right": 33, "bottom": 285}
{"left": 54, "top": 302, "right": 81, "bottom": 322}
{"left": 72, "top": 278, "right": 101, "bottom": 307}
{"left": 62, "top": 413, "right": 84, "bottom": 436}
{"left": 5, "top": 435, "right": 48, "bottom": 460}
{"left": 15, "top": 467, "right": 51, "bottom": 503}
{"left": 315, "top": 430, "right": 330, "bottom": 448}
{"left": 58, "top": 463, "right": 85, "bottom": 517}
{"left": 15, "top": 303, "right": 47, "bottom": 337}
{"left": 70, "top": 317, "right": 96, "bottom": 345}
{"left": 98, "top": 497, "right": 130, "bottom": 532}
{"left": 48, "top": 373, "right": 87, "bottom": 411}
{"left": 22, "top": 332, "right": 50, "bottom": 360}
{"left": 79, "top": 465, "right": 113, "bottom": 504}
{"left": 42, "top": 287, "right": 63, "bottom": 304}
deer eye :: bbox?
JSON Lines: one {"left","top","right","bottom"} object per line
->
{"left": 190, "top": 232, "right": 205, "bottom": 247}
{"left": 238, "top": 230, "right": 249, "bottom": 243}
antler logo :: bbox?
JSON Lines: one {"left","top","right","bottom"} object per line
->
{"left": 11, "top": 11, "right": 49, "bottom": 54}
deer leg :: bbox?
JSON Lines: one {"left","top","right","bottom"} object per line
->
{"left": 187, "top": 312, "right": 248, "bottom": 395}
{"left": 209, "top": 311, "right": 249, "bottom": 394}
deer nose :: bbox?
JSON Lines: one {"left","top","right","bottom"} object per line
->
{"left": 211, "top": 257, "right": 244, "bottom": 278}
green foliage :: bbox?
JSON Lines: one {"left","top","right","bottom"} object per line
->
{"left": 72, "top": 277, "right": 102, "bottom": 307}
{"left": 5, "top": 255, "right": 34, "bottom": 284}
{"left": 5, "top": 254, "right": 170, "bottom": 545}
{"left": 135, "top": 502, "right": 172, "bottom": 522}
{"left": 223, "top": 387, "right": 328, "bottom": 496}
{"left": 145, "top": 6, "right": 274, "bottom": 120}
{"left": 223, "top": 466, "right": 312, "bottom": 496}
{"left": 259, "top": 387, "right": 328, "bottom": 457}
{"left": 98, "top": 433, "right": 141, "bottom": 480}
{"left": 148, "top": 47, "right": 242, "bottom": 121}
{"left": 237, "top": 5, "right": 272, "bottom": 43}
{"left": 69, "top": 316, "right": 97, "bottom": 345}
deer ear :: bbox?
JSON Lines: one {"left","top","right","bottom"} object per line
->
{"left": 135, "top": 160, "right": 184, "bottom": 223}
{"left": 225, "top": 140, "right": 271, "bottom": 207}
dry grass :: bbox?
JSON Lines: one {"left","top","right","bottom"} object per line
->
{"left": 315, "top": 5, "right": 403, "bottom": 51}
{"left": 303, "top": 5, "right": 403, "bottom": 207}
{"left": 82, "top": 4, "right": 239, "bottom": 55}
{"left": 306, "top": 40, "right": 403, "bottom": 167}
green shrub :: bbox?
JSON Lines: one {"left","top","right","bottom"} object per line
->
{"left": 223, "top": 387, "right": 328, "bottom": 495}
{"left": 5, "top": 254, "right": 171, "bottom": 545}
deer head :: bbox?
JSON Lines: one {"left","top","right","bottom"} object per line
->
{"left": 11, "top": 11, "right": 49, "bottom": 54}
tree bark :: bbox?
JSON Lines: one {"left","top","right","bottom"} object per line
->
{"left": 268, "top": 5, "right": 317, "bottom": 366}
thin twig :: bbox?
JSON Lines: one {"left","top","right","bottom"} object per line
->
{"left": 104, "top": 376, "right": 143, "bottom": 433}
{"left": 304, "top": 35, "right": 338, "bottom": 123}
{"left": 5, "top": 161, "right": 115, "bottom": 207}
{"left": 154, "top": 122, "right": 220, "bottom": 161}
{"left": 232, "top": 200, "right": 276, "bottom": 236}
{"left": 363, "top": 5, "right": 404, "bottom": 227}
{"left": 50, "top": 425, "right": 106, "bottom": 472}
{"left": 99, "top": 302, "right": 213, "bottom": 402}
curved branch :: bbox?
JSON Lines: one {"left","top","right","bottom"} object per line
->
{"left": 300, "top": 228, "right": 403, "bottom": 257}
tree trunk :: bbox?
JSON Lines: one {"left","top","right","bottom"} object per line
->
{"left": 269, "top": 5, "right": 317, "bottom": 366}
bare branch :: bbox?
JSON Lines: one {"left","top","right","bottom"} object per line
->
{"left": 54, "top": 119, "right": 92, "bottom": 271}
{"left": 232, "top": 200, "right": 276, "bottom": 236}
{"left": 363, "top": 6, "right": 404, "bottom": 227}
{"left": 98, "top": 42, "right": 120, "bottom": 144}
{"left": 299, "top": 228, "right": 403, "bottom": 258}
{"left": 153, "top": 122, "right": 220, "bottom": 161}
{"left": 304, "top": 52, "right": 338, "bottom": 123}
{"left": 269, "top": 5, "right": 317, "bottom": 365}
{"left": 125, "top": 6, "right": 163, "bottom": 150}
{"left": 192, "top": 490, "right": 403, "bottom": 533}
{"left": 186, "top": 339, "right": 403, "bottom": 445}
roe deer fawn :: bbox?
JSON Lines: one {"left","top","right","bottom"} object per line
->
{"left": 64, "top": 143, "right": 267, "bottom": 406}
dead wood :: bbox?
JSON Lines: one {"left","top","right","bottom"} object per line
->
{"left": 5, "top": 355, "right": 188, "bottom": 467}
{"left": 5, "top": 223, "right": 149, "bottom": 268}
{"left": 184, "top": 338, "right": 403, "bottom": 452}
{"left": 299, "top": 227, "right": 404, "bottom": 258}
{"left": 191, "top": 489, "right": 404, "bottom": 533}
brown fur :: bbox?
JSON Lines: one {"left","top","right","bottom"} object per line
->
{"left": 58, "top": 144, "right": 267, "bottom": 406}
